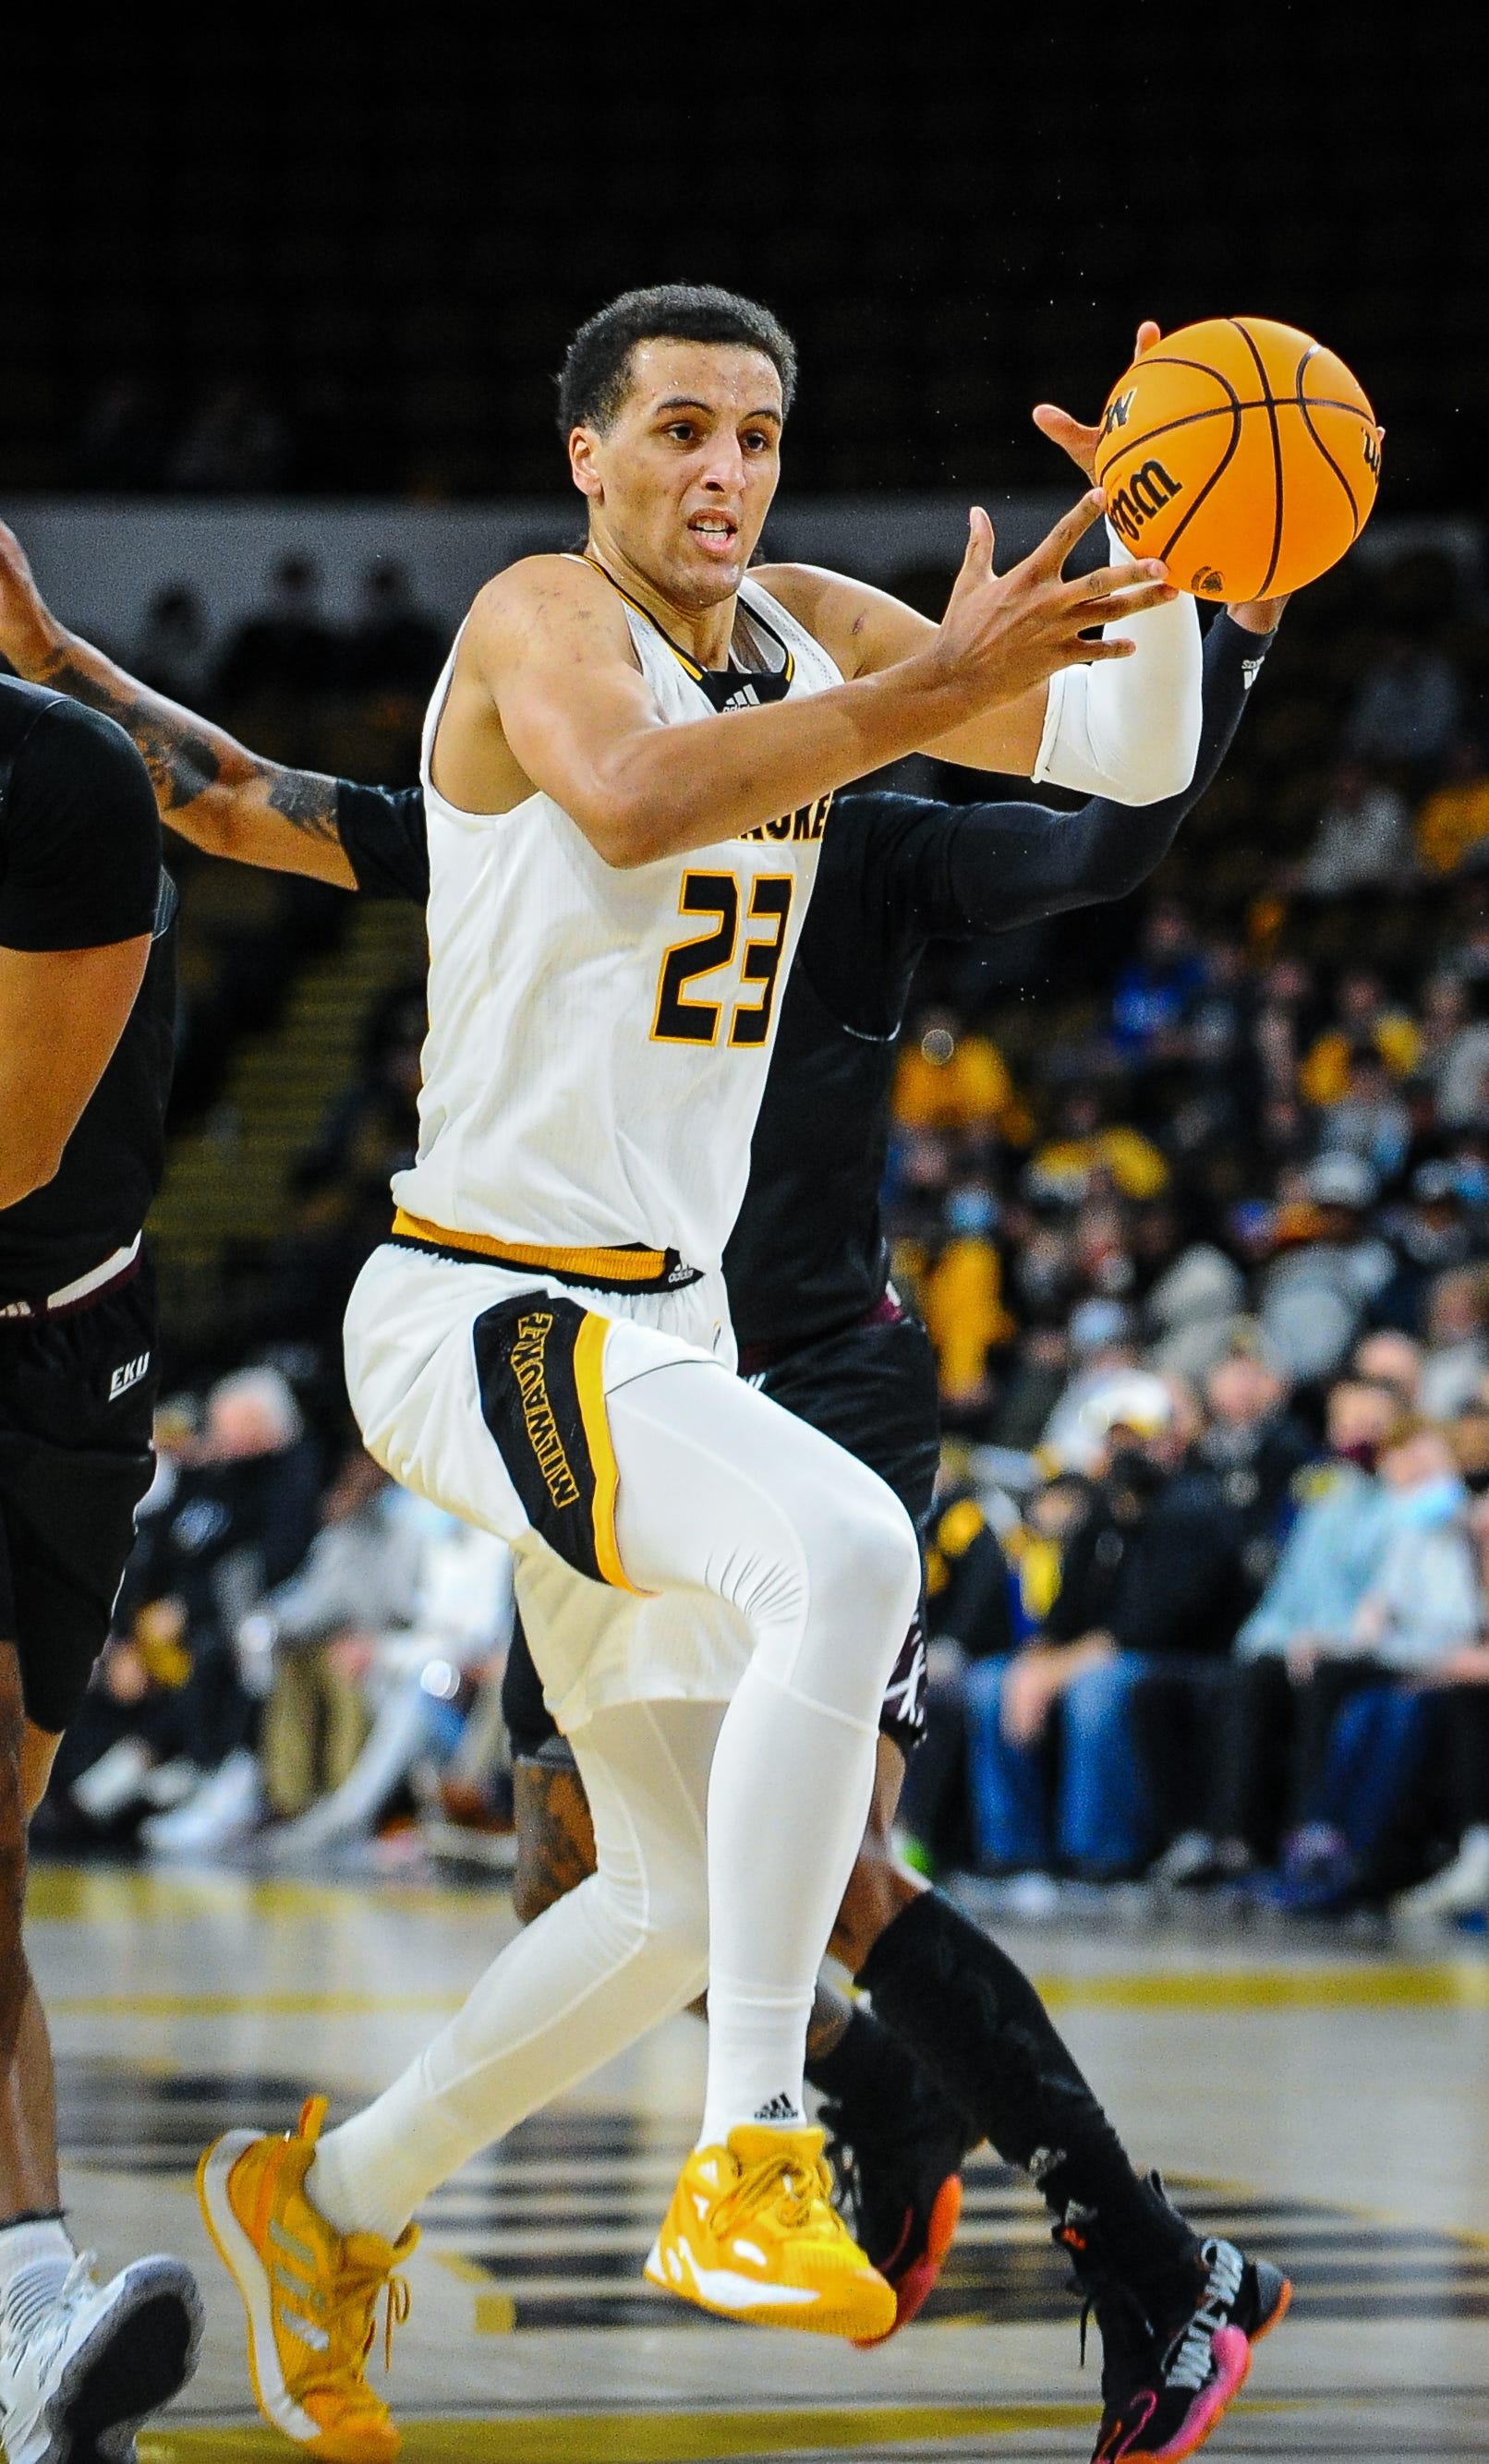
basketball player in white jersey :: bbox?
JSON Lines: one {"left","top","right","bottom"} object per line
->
{"left": 198, "top": 285, "right": 1200, "bottom": 2459}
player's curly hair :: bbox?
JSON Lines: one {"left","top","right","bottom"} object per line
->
{"left": 557, "top": 284, "right": 797, "bottom": 438}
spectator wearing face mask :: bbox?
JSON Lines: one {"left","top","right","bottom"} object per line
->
{"left": 963, "top": 1374, "right": 1249, "bottom": 1884}
{"left": 921, "top": 1180, "right": 1016, "bottom": 1423}
{"left": 1263, "top": 1424, "right": 1482, "bottom": 1912}
{"left": 1146, "top": 1383, "right": 1428, "bottom": 1887}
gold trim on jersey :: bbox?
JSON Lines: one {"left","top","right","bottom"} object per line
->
{"left": 572, "top": 1311, "right": 632, "bottom": 1591}
{"left": 391, "top": 1209, "right": 698, "bottom": 1293}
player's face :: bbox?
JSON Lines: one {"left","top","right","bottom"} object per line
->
{"left": 571, "top": 341, "right": 783, "bottom": 610}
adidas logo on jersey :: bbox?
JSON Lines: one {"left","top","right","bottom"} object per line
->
{"left": 108, "top": 1351, "right": 151, "bottom": 1401}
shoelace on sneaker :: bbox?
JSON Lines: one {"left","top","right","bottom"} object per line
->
{"left": 714, "top": 2148, "right": 838, "bottom": 2243}
{"left": 1055, "top": 2218, "right": 1154, "bottom": 2373}
{"left": 317, "top": 2253, "right": 410, "bottom": 2394}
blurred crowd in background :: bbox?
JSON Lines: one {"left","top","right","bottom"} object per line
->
{"left": 32, "top": 532, "right": 1489, "bottom": 1939}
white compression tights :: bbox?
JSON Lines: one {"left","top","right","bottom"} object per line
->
{"left": 309, "top": 1357, "right": 919, "bottom": 2242}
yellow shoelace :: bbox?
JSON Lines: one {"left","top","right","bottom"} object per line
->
{"left": 715, "top": 2148, "right": 839, "bottom": 2242}
{"left": 320, "top": 2256, "right": 411, "bottom": 2389}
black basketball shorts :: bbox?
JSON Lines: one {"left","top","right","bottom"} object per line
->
{"left": 0, "top": 1268, "right": 158, "bottom": 1733}
{"left": 502, "top": 1301, "right": 941, "bottom": 1762}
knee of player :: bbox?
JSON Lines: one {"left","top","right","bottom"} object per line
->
{"left": 815, "top": 1481, "right": 920, "bottom": 1625}
{"left": 589, "top": 1863, "right": 709, "bottom": 1987}
{"left": 636, "top": 1866, "right": 711, "bottom": 1971}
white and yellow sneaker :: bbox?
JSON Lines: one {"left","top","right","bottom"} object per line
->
{"left": 645, "top": 2123, "right": 896, "bottom": 2339}
{"left": 196, "top": 2096, "right": 415, "bottom": 2462}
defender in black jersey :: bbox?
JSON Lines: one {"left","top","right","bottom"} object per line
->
{"left": 0, "top": 524, "right": 1290, "bottom": 2460}
{"left": 0, "top": 676, "right": 201, "bottom": 2459}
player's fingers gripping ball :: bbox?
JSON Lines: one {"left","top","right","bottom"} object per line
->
{"left": 1094, "top": 316, "right": 1382, "bottom": 601}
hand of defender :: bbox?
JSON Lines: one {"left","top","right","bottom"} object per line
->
{"left": 933, "top": 489, "right": 1175, "bottom": 707}
{"left": 0, "top": 517, "right": 63, "bottom": 674}
{"left": 1032, "top": 330, "right": 1293, "bottom": 637}
{"left": 1032, "top": 320, "right": 1162, "bottom": 479}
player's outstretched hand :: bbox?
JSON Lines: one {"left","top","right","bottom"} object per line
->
{"left": 0, "top": 518, "right": 62, "bottom": 676}
{"left": 1032, "top": 320, "right": 1162, "bottom": 479}
{"left": 934, "top": 490, "right": 1176, "bottom": 707}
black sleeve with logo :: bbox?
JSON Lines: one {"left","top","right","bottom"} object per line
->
{"left": 724, "top": 614, "right": 1271, "bottom": 1352}
{"left": 0, "top": 679, "right": 175, "bottom": 1298}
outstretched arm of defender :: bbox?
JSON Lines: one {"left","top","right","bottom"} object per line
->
{"left": 0, "top": 523, "right": 357, "bottom": 888}
{"left": 466, "top": 493, "right": 1172, "bottom": 868}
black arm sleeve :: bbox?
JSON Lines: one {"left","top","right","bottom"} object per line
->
{"left": 813, "top": 612, "right": 1273, "bottom": 1038}
{"left": 334, "top": 780, "right": 430, "bottom": 902}
{"left": 0, "top": 699, "right": 161, "bottom": 950}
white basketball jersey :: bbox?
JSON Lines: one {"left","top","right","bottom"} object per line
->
{"left": 392, "top": 568, "right": 843, "bottom": 1274}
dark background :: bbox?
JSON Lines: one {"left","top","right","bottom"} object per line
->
{"left": 2, "top": 12, "right": 1480, "bottom": 507}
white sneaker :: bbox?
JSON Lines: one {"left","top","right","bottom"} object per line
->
{"left": 0, "top": 2252, "right": 202, "bottom": 2464}
{"left": 1396, "top": 1827, "right": 1489, "bottom": 1919}
{"left": 140, "top": 1749, "right": 263, "bottom": 1856}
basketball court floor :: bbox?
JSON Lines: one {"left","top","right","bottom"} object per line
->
{"left": 32, "top": 1861, "right": 1489, "bottom": 2462}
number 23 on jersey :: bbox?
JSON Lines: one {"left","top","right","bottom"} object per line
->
{"left": 651, "top": 870, "right": 794, "bottom": 1049}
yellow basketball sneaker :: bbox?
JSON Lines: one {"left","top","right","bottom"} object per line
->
{"left": 645, "top": 2123, "right": 896, "bottom": 2339}
{"left": 196, "top": 2096, "right": 416, "bottom": 2461}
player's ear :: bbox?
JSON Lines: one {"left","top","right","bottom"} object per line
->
{"left": 568, "top": 426, "right": 604, "bottom": 503}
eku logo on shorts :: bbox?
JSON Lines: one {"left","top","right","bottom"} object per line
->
{"left": 108, "top": 1351, "right": 151, "bottom": 1402}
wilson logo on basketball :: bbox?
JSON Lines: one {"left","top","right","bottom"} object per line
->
{"left": 1102, "top": 389, "right": 1136, "bottom": 438}
{"left": 1106, "top": 459, "right": 1184, "bottom": 546}
{"left": 1362, "top": 430, "right": 1382, "bottom": 477}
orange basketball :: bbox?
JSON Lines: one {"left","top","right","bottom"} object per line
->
{"left": 1093, "top": 316, "right": 1382, "bottom": 602}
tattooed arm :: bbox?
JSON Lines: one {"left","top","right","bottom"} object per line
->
{"left": 0, "top": 520, "right": 357, "bottom": 888}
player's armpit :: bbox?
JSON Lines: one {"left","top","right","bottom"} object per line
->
{"left": 0, "top": 935, "right": 151, "bottom": 1208}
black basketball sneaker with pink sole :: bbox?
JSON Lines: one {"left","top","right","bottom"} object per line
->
{"left": 1057, "top": 2192, "right": 1291, "bottom": 2462}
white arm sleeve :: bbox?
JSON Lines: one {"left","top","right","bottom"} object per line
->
{"left": 1032, "top": 523, "right": 1204, "bottom": 805}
